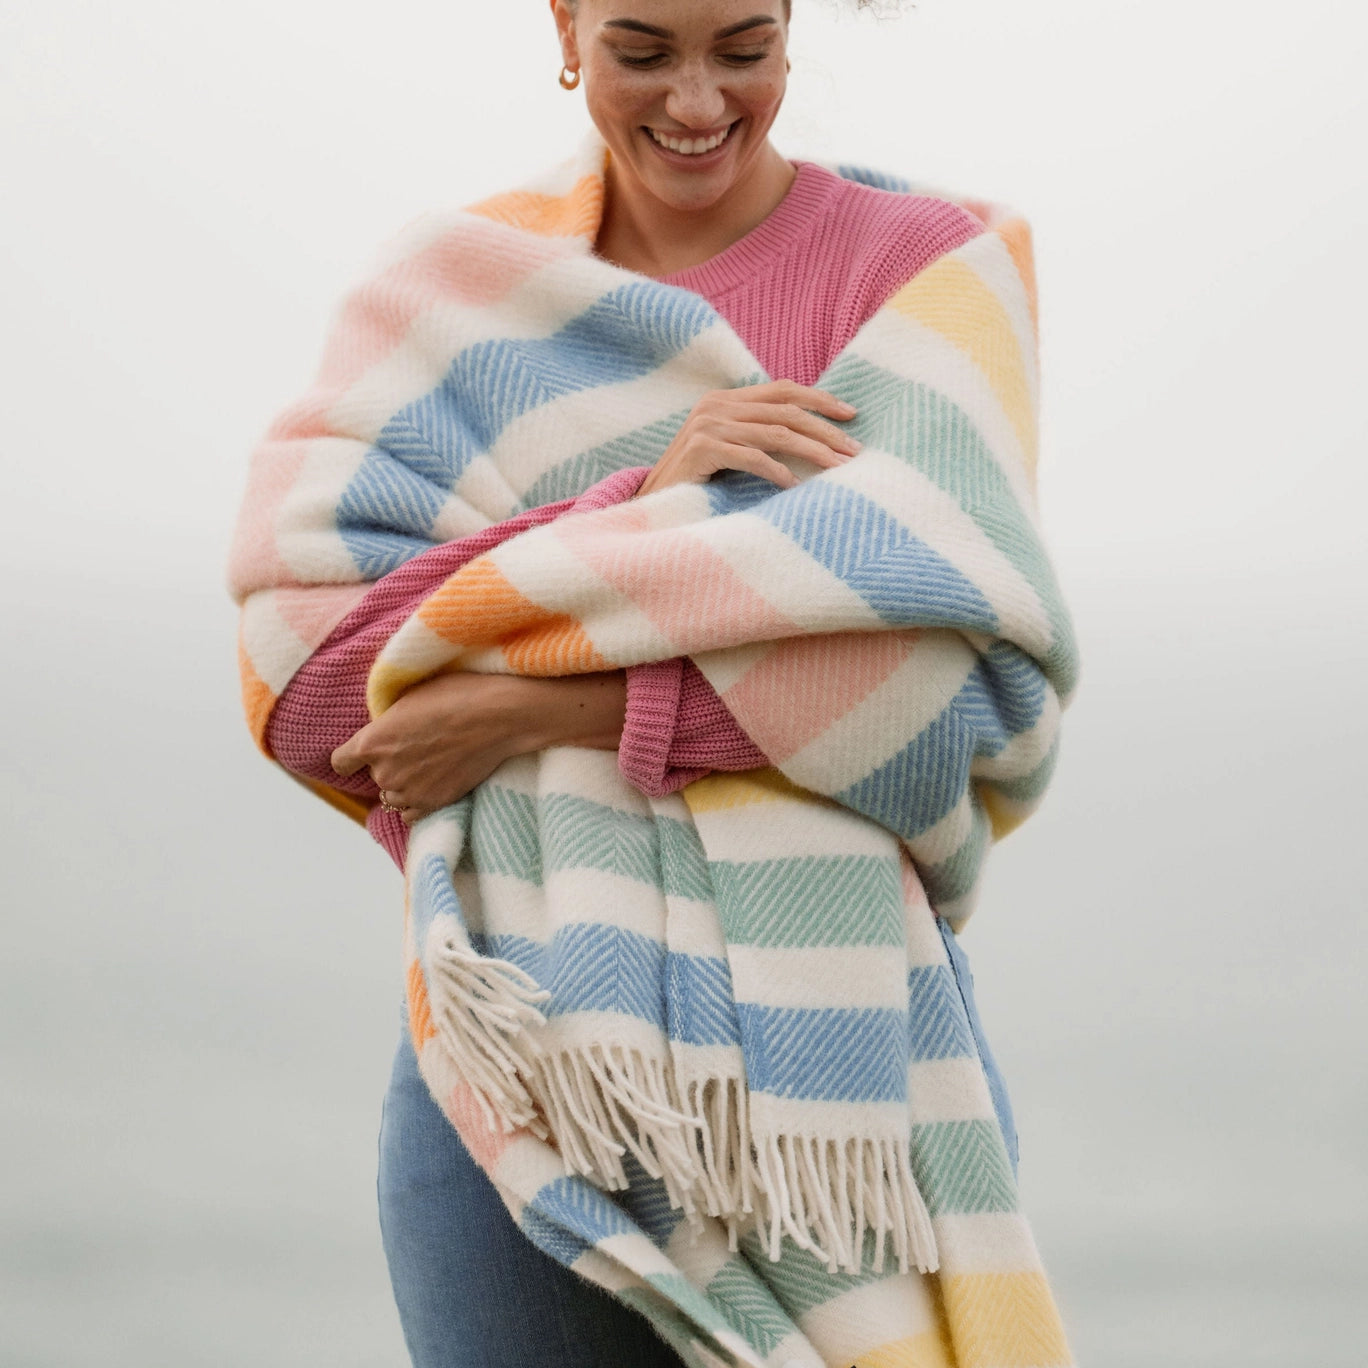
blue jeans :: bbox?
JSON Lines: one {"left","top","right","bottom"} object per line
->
{"left": 378, "top": 926, "right": 1016, "bottom": 1366}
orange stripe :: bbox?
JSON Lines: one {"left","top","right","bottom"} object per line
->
{"left": 503, "top": 617, "right": 610, "bottom": 676}
{"left": 416, "top": 558, "right": 550, "bottom": 646}
{"left": 467, "top": 172, "right": 605, "bottom": 241}
{"left": 406, "top": 959, "right": 436, "bottom": 1048}
{"left": 996, "top": 218, "right": 1039, "bottom": 341}
{"left": 295, "top": 776, "right": 372, "bottom": 826}
{"left": 239, "top": 641, "right": 277, "bottom": 753}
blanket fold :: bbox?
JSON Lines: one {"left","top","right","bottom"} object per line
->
{"left": 229, "top": 135, "right": 1077, "bottom": 1368}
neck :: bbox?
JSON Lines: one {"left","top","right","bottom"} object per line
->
{"left": 595, "top": 143, "right": 797, "bottom": 278}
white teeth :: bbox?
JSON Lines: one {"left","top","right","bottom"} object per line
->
{"left": 649, "top": 124, "right": 733, "bottom": 155}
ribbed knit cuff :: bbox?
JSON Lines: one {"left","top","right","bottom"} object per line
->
{"left": 620, "top": 658, "right": 771, "bottom": 797}
{"left": 366, "top": 804, "right": 409, "bottom": 872}
{"left": 619, "top": 658, "right": 690, "bottom": 798}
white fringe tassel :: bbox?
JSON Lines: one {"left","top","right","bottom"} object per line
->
{"left": 423, "top": 938, "right": 551, "bottom": 1137}
{"left": 423, "top": 949, "right": 939, "bottom": 1275}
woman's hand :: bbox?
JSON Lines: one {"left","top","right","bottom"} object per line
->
{"left": 330, "top": 672, "right": 627, "bottom": 824}
{"left": 634, "top": 380, "right": 860, "bottom": 498}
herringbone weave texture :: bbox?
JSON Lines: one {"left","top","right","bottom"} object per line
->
{"left": 229, "top": 135, "right": 1077, "bottom": 1367}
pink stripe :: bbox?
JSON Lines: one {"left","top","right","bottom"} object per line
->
{"left": 273, "top": 584, "right": 371, "bottom": 652}
{"left": 268, "top": 222, "right": 570, "bottom": 444}
{"left": 555, "top": 522, "right": 800, "bottom": 653}
{"left": 442, "top": 1080, "right": 519, "bottom": 1170}
{"left": 226, "top": 443, "right": 308, "bottom": 596}
{"left": 721, "top": 631, "right": 918, "bottom": 762}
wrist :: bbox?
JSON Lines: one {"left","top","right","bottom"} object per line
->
{"left": 506, "top": 674, "right": 627, "bottom": 753}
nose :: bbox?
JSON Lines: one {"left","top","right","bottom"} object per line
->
{"left": 663, "top": 63, "right": 727, "bottom": 130}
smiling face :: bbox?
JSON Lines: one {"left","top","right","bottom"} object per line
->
{"left": 551, "top": 0, "right": 791, "bottom": 217}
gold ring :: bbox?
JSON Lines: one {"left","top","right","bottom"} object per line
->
{"left": 379, "top": 792, "right": 402, "bottom": 814}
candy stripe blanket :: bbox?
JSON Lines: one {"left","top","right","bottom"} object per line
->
{"left": 230, "top": 137, "right": 1078, "bottom": 1368}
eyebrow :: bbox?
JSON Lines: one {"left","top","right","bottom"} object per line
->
{"left": 602, "top": 16, "right": 778, "bottom": 41}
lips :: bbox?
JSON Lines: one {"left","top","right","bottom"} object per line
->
{"left": 645, "top": 120, "right": 738, "bottom": 159}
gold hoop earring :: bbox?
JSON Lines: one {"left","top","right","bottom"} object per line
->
{"left": 559, "top": 65, "right": 581, "bottom": 91}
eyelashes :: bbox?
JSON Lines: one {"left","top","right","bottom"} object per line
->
{"left": 614, "top": 52, "right": 770, "bottom": 70}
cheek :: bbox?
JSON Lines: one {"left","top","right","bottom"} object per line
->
{"left": 585, "top": 70, "right": 651, "bottom": 134}
{"left": 735, "top": 69, "right": 787, "bottom": 120}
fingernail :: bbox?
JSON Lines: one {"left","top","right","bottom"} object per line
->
{"left": 836, "top": 401, "right": 856, "bottom": 416}
{"left": 847, "top": 439, "right": 863, "bottom": 454}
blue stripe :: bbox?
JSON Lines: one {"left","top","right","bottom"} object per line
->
{"left": 836, "top": 164, "right": 914, "bottom": 194}
{"left": 665, "top": 951, "right": 740, "bottom": 1047}
{"left": 907, "top": 964, "right": 977, "bottom": 1061}
{"left": 378, "top": 282, "right": 716, "bottom": 491}
{"left": 734, "top": 1005, "right": 906, "bottom": 1103}
{"left": 519, "top": 1175, "right": 638, "bottom": 1266}
{"left": 472, "top": 925, "right": 667, "bottom": 1029}
{"left": 615, "top": 1156, "right": 689, "bottom": 1250}
{"left": 753, "top": 481, "right": 1000, "bottom": 630}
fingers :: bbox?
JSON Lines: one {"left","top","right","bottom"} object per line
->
{"left": 330, "top": 738, "right": 365, "bottom": 777}
{"left": 714, "top": 419, "right": 855, "bottom": 472}
{"left": 716, "top": 443, "right": 801, "bottom": 489}
{"left": 732, "top": 380, "right": 858, "bottom": 423}
{"left": 377, "top": 786, "right": 426, "bottom": 826}
{"left": 726, "top": 405, "right": 862, "bottom": 459}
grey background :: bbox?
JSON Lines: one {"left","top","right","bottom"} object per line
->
{"left": 3, "top": 0, "right": 1365, "bottom": 1363}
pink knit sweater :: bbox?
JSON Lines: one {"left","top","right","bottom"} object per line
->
{"left": 265, "top": 162, "right": 983, "bottom": 866}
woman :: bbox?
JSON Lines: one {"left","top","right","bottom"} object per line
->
{"left": 229, "top": 2, "right": 1077, "bottom": 1365}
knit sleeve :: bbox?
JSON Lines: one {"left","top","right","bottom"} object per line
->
{"left": 265, "top": 465, "right": 654, "bottom": 866}
{"left": 619, "top": 659, "right": 769, "bottom": 797}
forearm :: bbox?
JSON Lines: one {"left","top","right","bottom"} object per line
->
{"left": 507, "top": 672, "right": 628, "bottom": 754}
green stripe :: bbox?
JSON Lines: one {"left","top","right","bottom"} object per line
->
{"left": 468, "top": 786, "right": 540, "bottom": 882}
{"left": 916, "top": 800, "right": 991, "bottom": 909}
{"left": 656, "top": 814, "right": 716, "bottom": 902}
{"left": 826, "top": 354, "right": 1079, "bottom": 698}
{"left": 710, "top": 854, "right": 903, "bottom": 947}
{"left": 736, "top": 1231, "right": 897, "bottom": 1317}
{"left": 979, "top": 731, "right": 1060, "bottom": 805}
{"left": 703, "top": 1260, "right": 794, "bottom": 1357}
{"left": 910, "top": 1118, "right": 1018, "bottom": 1216}
{"left": 540, "top": 792, "right": 660, "bottom": 885}
{"left": 514, "top": 410, "right": 690, "bottom": 511}
{"left": 615, "top": 1286, "right": 729, "bottom": 1368}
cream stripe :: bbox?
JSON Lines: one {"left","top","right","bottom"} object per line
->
{"left": 727, "top": 946, "right": 909, "bottom": 1010}
{"left": 932, "top": 1212, "right": 1044, "bottom": 1275}
{"left": 780, "top": 637, "right": 977, "bottom": 795}
{"left": 907, "top": 1058, "right": 997, "bottom": 1125}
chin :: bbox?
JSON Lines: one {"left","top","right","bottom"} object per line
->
{"left": 625, "top": 126, "right": 757, "bottom": 213}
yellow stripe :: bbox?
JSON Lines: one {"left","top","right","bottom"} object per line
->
{"left": 854, "top": 1327, "right": 955, "bottom": 1368}
{"left": 886, "top": 248, "right": 1038, "bottom": 482}
{"left": 977, "top": 783, "right": 1030, "bottom": 841}
{"left": 681, "top": 768, "right": 814, "bottom": 814}
{"left": 940, "top": 1271, "right": 1072, "bottom": 1367}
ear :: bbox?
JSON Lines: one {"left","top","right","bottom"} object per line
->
{"left": 549, "top": 0, "right": 581, "bottom": 70}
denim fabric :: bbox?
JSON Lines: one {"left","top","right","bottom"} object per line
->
{"left": 378, "top": 930, "right": 1018, "bottom": 1364}
{"left": 938, "top": 918, "right": 1020, "bottom": 1174}
{"left": 377, "top": 1020, "right": 688, "bottom": 1368}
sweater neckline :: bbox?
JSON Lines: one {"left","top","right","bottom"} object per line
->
{"left": 653, "top": 161, "right": 839, "bottom": 297}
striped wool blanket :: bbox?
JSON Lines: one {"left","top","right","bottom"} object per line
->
{"left": 230, "top": 136, "right": 1078, "bottom": 1367}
